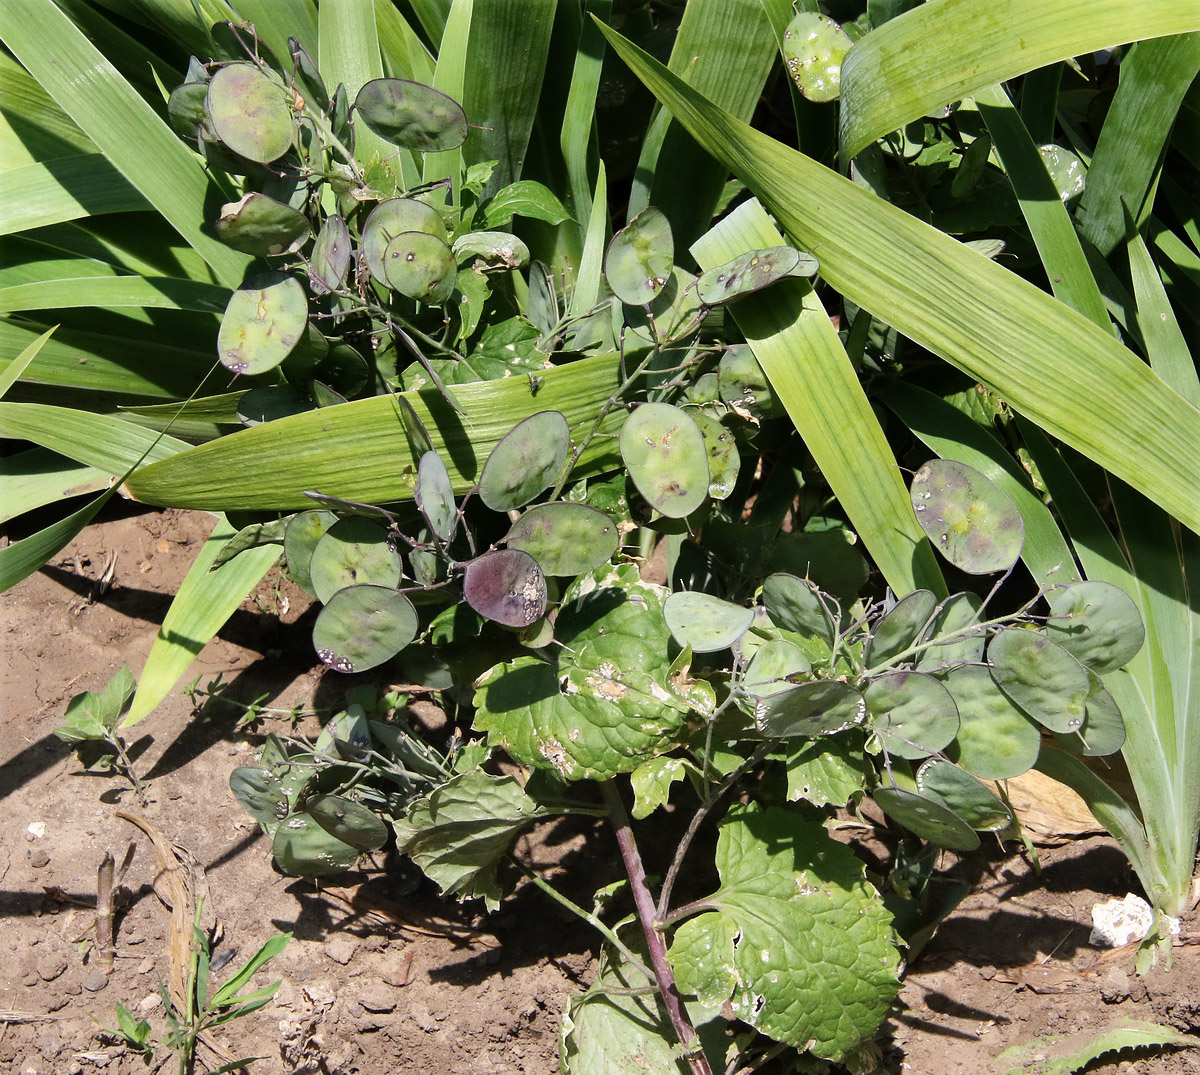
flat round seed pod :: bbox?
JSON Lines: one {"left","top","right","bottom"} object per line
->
{"left": 865, "top": 589, "right": 938, "bottom": 668}
{"left": 382, "top": 231, "right": 456, "bottom": 304}
{"left": 505, "top": 503, "right": 619, "bottom": 576}
{"left": 605, "top": 207, "right": 673, "bottom": 306}
{"left": 874, "top": 786, "right": 980, "bottom": 851}
{"left": 760, "top": 572, "right": 835, "bottom": 648}
{"left": 309, "top": 517, "right": 402, "bottom": 604}
{"left": 664, "top": 591, "right": 755, "bottom": 653}
{"left": 207, "top": 62, "right": 294, "bottom": 163}
{"left": 308, "top": 214, "right": 351, "bottom": 295}
{"left": 696, "top": 246, "right": 802, "bottom": 306}
{"left": 479, "top": 410, "right": 570, "bottom": 511}
{"left": 691, "top": 411, "right": 740, "bottom": 500}
{"left": 782, "top": 11, "right": 854, "bottom": 103}
{"left": 988, "top": 627, "right": 1091, "bottom": 734}
{"left": 916, "top": 591, "right": 984, "bottom": 670}
{"left": 754, "top": 679, "right": 865, "bottom": 739}
{"left": 917, "top": 759, "right": 1012, "bottom": 831}
{"left": 619, "top": 402, "right": 709, "bottom": 519}
{"left": 311, "top": 583, "right": 418, "bottom": 674}
{"left": 463, "top": 548, "right": 546, "bottom": 627}
{"left": 284, "top": 510, "right": 338, "bottom": 597}
{"left": 452, "top": 231, "right": 530, "bottom": 269}
{"left": 742, "top": 639, "right": 811, "bottom": 701}
{"left": 272, "top": 813, "right": 360, "bottom": 876}
{"left": 717, "top": 343, "right": 783, "bottom": 420}
{"left": 305, "top": 793, "right": 389, "bottom": 851}
{"left": 354, "top": 77, "right": 468, "bottom": 152}
{"left": 216, "top": 192, "right": 310, "bottom": 255}
{"left": 362, "top": 198, "right": 447, "bottom": 285}
{"left": 217, "top": 272, "right": 308, "bottom": 375}
{"left": 911, "top": 459, "right": 1024, "bottom": 574}
{"left": 168, "top": 80, "right": 214, "bottom": 141}
{"left": 1052, "top": 668, "right": 1125, "bottom": 757}
{"left": 415, "top": 451, "right": 457, "bottom": 542}
{"left": 1045, "top": 580, "right": 1144, "bottom": 674}
{"left": 864, "top": 670, "right": 959, "bottom": 759}
{"left": 942, "top": 663, "right": 1040, "bottom": 780}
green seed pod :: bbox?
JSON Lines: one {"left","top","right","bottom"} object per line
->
{"left": 217, "top": 271, "right": 308, "bottom": 376}
{"left": 1052, "top": 668, "right": 1125, "bottom": 757}
{"left": 942, "top": 663, "right": 1040, "bottom": 779}
{"left": 696, "top": 245, "right": 813, "bottom": 306}
{"left": 864, "top": 670, "right": 959, "bottom": 759}
{"left": 288, "top": 37, "right": 329, "bottom": 112}
{"left": 479, "top": 410, "right": 570, "bottom": 512}
{"left": 463, "top": 549, "right": 547, "bottom": 627}
{"left": 309, "top": 517, "right": 402, "bottom": 604}
{"left": 605, "top": 207, "right": 674, "bottom": 306}
{"left": 168, "top": 80, "right": 214, "bottom": 142}
{"left": 864, "top": 589, "right": 938, "bottom": 668}
{"left": 383, "top": 231, "right": 457, "bottom": 304}
{"left": 216, "top": 192, "right": 309, "bottom": 255}
{"left": 1038, "top": 144, "right": 1086, "bottom": 203}
{"left": 781, "top": 12, "right": 854, "bottom": 103}
{"left": 414, "top": 451, "right": 457, "bottom": 542}
{"left": 754, "top": 679, "right": 866, "bottom": 739}
{"left": 664, "top": 591, "right": 755, "bottom": 653}
{"left": 505, "top": 503, "right": 619, "bottom": 576}
{"left": 760, "top": 572, "right": 835, "bottom": 649}
{"left": 272, "top": 812, "right": 360, "bottom": 876}
{"left": 619, "top": 402, "right": 709, "bottom": 519}
{"left": 1044, "top": 580, "right": 1144, "bottom": 674}
{"left": 916, "top": 759, "right": 1012, "bottom": 831}
{"left": 988, "top": 627, "right": 1091, "bottom": 734}
{"left": 916, "top": 591, "right": 983, "bottom": 670}
{"left": 305, "top": 793, "right": 389, "bottom": 851}
{"left": 284, "top": 510, "right": 337, "bottom": 597}
{"left": 874, "top": 786, "right": 981, "bottom": 851}
{"left": 717, "top": 343, "right": 783, "bottom": 420}
{"left": 911, "top": 458, "right": 1024, "bottom": 574}
{"left": 690, "top": 411, "right": 740, "bottom": 500}
{"left": 206, "top": 62, "right": 294, "bottom": 163}
{"left": 452, "top": 231, "right": 530, "bottom": 269}
{"left": 308, "top": 214, "right": 351, "bottom": 295}
{"left": 361, "top": 198, "right": 448, "bottom": 285}
{"left": 354, "top": 77, "right": 468, "bottom": 152}
{"left": 623, "top": 266, "right": 706, "bottom": 347}
{"left": 311, "top": 583, "right": 418, "bottom": 674}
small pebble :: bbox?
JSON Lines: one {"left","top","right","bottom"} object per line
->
{"left": 29, "top": 849, "right": 50, "bottom": 868}
{"left": 324, "top": 934, "right": 359, "bottom": 966}
{"left": 37, "top": 957, "right": 67, "bottom": 982}
{"left": 358, "top": 983, "right": 397, "bottom": 1013}
{"left": 81, "top": 969, "right": 110, "bottom": 992}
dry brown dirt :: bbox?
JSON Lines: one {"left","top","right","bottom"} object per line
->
{"left": 2, "top": 505, "right": 1198, "bottom": 1074}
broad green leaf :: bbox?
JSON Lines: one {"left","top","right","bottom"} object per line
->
{"left": 629, "top": 756, "right": 688, "bottom": 819}
{"left": 599, "top": 26, "right": 1200, "bottom": 537}
{"left": 0, "top": 275, "right": 229, "bottom": 315}
{"left": 0, "top": 0, "right": 251, "bottom": 286}
{"left": 0, "top": 52, "right": 94, "bottom": 169}
{"left": 0, "top": 448, "right": 107, "bottom": 525}
{"left": 0, "top": 324, "right": 54, "bottom": 398}
{"left": 55, "top": 667, "right": 135, "bottom": 741}
{"left": 838, "top": 0, "right": 1200, "bottom": 158}
{"left": 667, "top": 804, "right": 900, "bottom": 1061}
{"left": 393, "top": 769, "right": 551, "bottom": 909}
{"left": 694, "top": 200, "right": 943, "bottom": 597}
{"left": 124, "top": 515, "right": 281, "bottom": 725}
{"left": 782, "top": 737, "right": 865, "bottom": 807}
{"left": 475, "top": 564, "right": 688, "bottom": 781}
{"left": 0, "top": 402, "right": 186, "bottom": 472}
{"left": 124, "top": 352, "right": 623, "bottom": 510}
{"left": 0, "top": 155, "right": 148, "bottom": 236}
{"left": 0, "top": 483, "right": 113, "bottom": 593}
{"left": 994, "top": 1019, "right": 1198, "bottom": 1075}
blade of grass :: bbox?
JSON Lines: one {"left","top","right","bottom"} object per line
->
{"left": 627, "top": 0, "right": 779, "bottom": 249}
{"left": 0, "top": 156, "right": 149, "bottom": 236}
{"left": 0, "top": 486, "right": 116, "bottom": 593}
{"left": 228, "top": 0, "right": 318, "bottom": 68}
{"left": 123, "top": 351, "right": 624, "bottom": 510}
{"left": 567, "top": 162, "right": 609, "bottom": 319}
{"left": 0, "top": 324, "right": 55, "bottom": 398}
{"left": 1128, "top": 229, "right": 1199, "bottom": 406}
{"left": 1076, "top": 32, "right": 1200, "bottom": 256}
{"left": 422, "top": 0, "right": 472, "bottom": 194}
{"left": 124, "top": 514, "right": 281, "bottom": 725}
{"left": 0, "top": 276, "right": 229, "bottom": 315}
{"left": 692, "top": 199, "right": 944, "bottom": 597}
{"left": 973, "top": 84, "right": 1109, "bottom": 330}
{"left": 373, "top": 0, "right": 435, "bottom": 83}
{"left": 597, "top": 23, "right": 1200, "bottom": 536}
{"left": 0, "top": 448, "right": 108, "bottom": 525}
{"left": 0, "top": 402, "right": 188, "bottom": 470}
{"left": 0, "top": 0, "right": 251, "bottom": 287}
{"left": 839, "top": 0, "right": 1200, "bottom": 159}
{"left": 0, "top": 53, "right": 95, "bottom": 169}
{"left": 559, "top": 0, "right": 612, "bottom": 232}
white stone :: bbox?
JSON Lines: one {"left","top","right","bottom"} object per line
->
{"left": 1089, "top": 893, "right": 1180, "bottom": 947}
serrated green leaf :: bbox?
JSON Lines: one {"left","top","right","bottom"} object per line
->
{"left": 629, "top": 756, "right": 688, "bottom": 819}
{"left": 994, "top": 1018, "right": 1198, "bottom": 1075}
{"left": 783, "top": 737, "right": 865, "bottom": 807}
{"left": 667, "top": 804, "right": 900, "bottom": 1061}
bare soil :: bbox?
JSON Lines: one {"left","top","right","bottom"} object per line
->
{"left": 2, "top": 505, "right": 1198, "bottom": 1074}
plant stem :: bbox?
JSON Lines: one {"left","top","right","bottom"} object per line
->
{"left": 600, "top": 782, "right": 712, "bottom": 1075}
{"left": 506, "top": 856, "right": 653, "bottom": 982}
{"left": 95, "top": 852, "right": 115, "bottom": 971}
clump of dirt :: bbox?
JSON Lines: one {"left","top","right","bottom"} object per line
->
{"left": 2, "top": 505, "right": 1198, "bottom": 1074}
